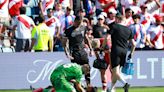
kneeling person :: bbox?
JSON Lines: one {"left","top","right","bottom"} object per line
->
{"left": 50, "top": 63, "right": 88, "bottom": 92}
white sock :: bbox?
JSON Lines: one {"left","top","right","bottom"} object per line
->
{"left": 110, "top": 82, "right": 116, "bottom": 91}
{"left": 110, "top": 88, "right": 116, "bottom": 92}
{"left": 118, "top": 77, "right": 126, "bottom": 86}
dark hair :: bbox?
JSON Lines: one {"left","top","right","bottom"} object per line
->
{"left": 47, "top": 8, "right": 53, "bottom": 13}
{"left": 19, "top": 7, "right": 26, "bottom": 14}
{"left": 74, "top": 16, "right": 83, "bottom": 22}
{"left": 115, "top": 13, "right": 124, "bottom": 21}
{"left": 132, "top": 14, "right": 140, "bottom": 19}
{"left": 38, "top": 15, "right": 45, "bottom": 23}
{"left": 125, "top": 8, "right": 131, "bottom": 13}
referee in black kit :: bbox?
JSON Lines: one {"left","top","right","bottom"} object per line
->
{"left": 107, "top": 14, "right": 136, "bottom": 92}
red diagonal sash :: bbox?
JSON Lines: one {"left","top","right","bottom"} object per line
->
{"left": 0, "top": 0, "right": 7, "bottom": 9}
{"left": 46, "top": 0, "right": 53, "bottom": 8}
{"left": 134, "top": 25, "right": 140, "bottom": 40}
{"left": 46, "top": 18, "right": 56, "bottom": 26}
{"left": 17, "top": 16, "right": 31, "bottom": 29}
{"left": 151, "top": 26, "right": 162, "bottom": 45}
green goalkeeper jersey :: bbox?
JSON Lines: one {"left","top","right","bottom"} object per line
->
{"left": 51, "top": 63, "right": 83, "bottom": 83}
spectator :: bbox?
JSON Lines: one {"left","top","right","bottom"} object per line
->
{"left": 93, "top": 15, "right": 109, "bottom": 38}
{"left": 60, "top": 6, "right": 75, "bottom": 34}
{"left": 92, "top": 14, "right": 111, "bottom": 92}
{"left": 38, "top": 0, "right": 55, "bottom": 15}
{"left": 100, "top": 12, "right": 108, "bottom": 25}
{"left": 129, "top": 0, "right": 141, "bottom": 14}
{"left": 45, "top": 8, "right": 61, "bottom": 51}
{"left": 140, "top": 4, "right": 154, "bottom": 31}
{"left": 106, "top": 8, "right": 117, "bottom": 24}
{"left": 59, "top": 0, "right": 72, "bottom": 10}
{"left": 129, "top": 14, "right": 146, "bottom": 50}
{"left": 53, "top": 3, "right": 65, "bottom": 23}
{"left": 82, "top": 0, "right": 95, "bottom": 18}
{"left": 62, "top": 16, "right": 94, "bottom": 90}
{"left": 145, "top": 0, "right": 161, "bottom": 16}
{"left": 146, "top": 14, "right": 164, "bottom": 50}
{"left": 161, "top": 0, "right": 164, "bottom": 22}
{"left": 120, "top": 0, "right": 133, "bottom": 9}
{"left": 8, "top": 7, "right": 35, "bottom": 52}
{"left": 125, "top": 8, "right": 134, "bottom": 27}
{"left": 120, "top": 0, "right": 133, "bottom": 15}
{"left": 98, "top": 0, "right": 116, "bottom": 14}
{"left": 72, "top": 0, "right": 82, "bottom": 16}
{"left": 107, "top": 14, "right": 136, "bottom": 92}
{"left": 77, "top": 9, "right": 86, "bottom": 19}
{"left": 0, "top": 0, "right": 10, "bottom": 46}
{"left": 30, "top": 15, "right": 53, "bottom": 52}
{"left": 9, "top": 0, "right": 23, "bottom": 17}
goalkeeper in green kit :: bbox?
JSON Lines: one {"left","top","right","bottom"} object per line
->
{"left": 50, "top": 63, "right": 89, "bottom": 92}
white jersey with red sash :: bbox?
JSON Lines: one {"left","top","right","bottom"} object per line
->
{"left": 147, "top": 24, "right": 164, "bottom": 49}
{"left": 9, "top": 0, "right": 23, "bottom": 16}
{"left": 125, "top": 17, "right": 134, "bottom": 27}
{"left": 140, "top": 13, "right": 154, "bottom": 31}
{"left": 53, "top": 10, "right": 65, "bottom": 23}
{"left": 59, "top": 0, "right": 70, "bottom": 9}
{"left": 129, "top": 4, "right": 141, "bottom": 14}
{"left": 120, "top": 0, "right": 133, "bottom": 9}
{"left": 99, "top": 0, "right": 116, "bottom": 13}
{"left": 41, "top": 0, "right": 54, "bottom": 15}
{"left": 45, "top": 16, "right": 60, "bottom": 37}
{"left": 12, "top": 15, "right": 35, "bottom": 39}
{"left": 0, "top": 0, "right": 9, "bottom": 17}
{"left": 129, "top": 23, "right": 146, "bottom": 48}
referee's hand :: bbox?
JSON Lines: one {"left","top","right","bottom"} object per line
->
{"left": 67, "top": 54, "right": 74, "bottom": 60}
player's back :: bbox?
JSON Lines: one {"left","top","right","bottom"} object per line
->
{"left": 51, "top": 63, "right": 82, "bottom": 81}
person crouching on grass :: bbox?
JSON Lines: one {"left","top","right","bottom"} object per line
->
{"left": 31, "top": 63, "right": 89, "bottom": 92}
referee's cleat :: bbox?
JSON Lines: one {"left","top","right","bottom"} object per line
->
{"left": 123, "top": 83, "right": 130, "bottom": 92}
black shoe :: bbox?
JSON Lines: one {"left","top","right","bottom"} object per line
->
{"left": 107, "top": 87, "right": 110, "bottom": 92}
{"left": 30, "top": 85, "right": 35, "bottom": 91}
{"left": 123, "top": 83, "right": 130, "bottom": 92}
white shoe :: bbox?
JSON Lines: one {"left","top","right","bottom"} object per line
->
{"left": 109, "top": 89, "right": 116, "bottom": 92}
{"left": 101, "top": 90, "right": 106, "bottom": 92}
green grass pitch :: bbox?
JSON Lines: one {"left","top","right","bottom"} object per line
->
{"left": 0, "top": 87, "right": 164, "bottom": 92}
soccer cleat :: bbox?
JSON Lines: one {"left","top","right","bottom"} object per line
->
{"left": 101, "top": 90, "right": 106, "bottom": 92}
{"left": 123, "top": 83, "right": 130, "bottom": 92}
{"left": 107, "top": 88, "right": 115, "bottom": 92}
{"left": 30, "top": 85, "right": 35, "bottom": 91}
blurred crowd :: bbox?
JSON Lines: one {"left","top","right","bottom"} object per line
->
{"left": 0, "top": 0, "right": 164, "bottom": 52}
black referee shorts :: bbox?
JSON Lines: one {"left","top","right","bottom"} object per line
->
{"left": 71, "top": 49, "right": 89, "bottom": 65}
{"left": 111, "top": 48, "right": 127, "bottom": 69}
